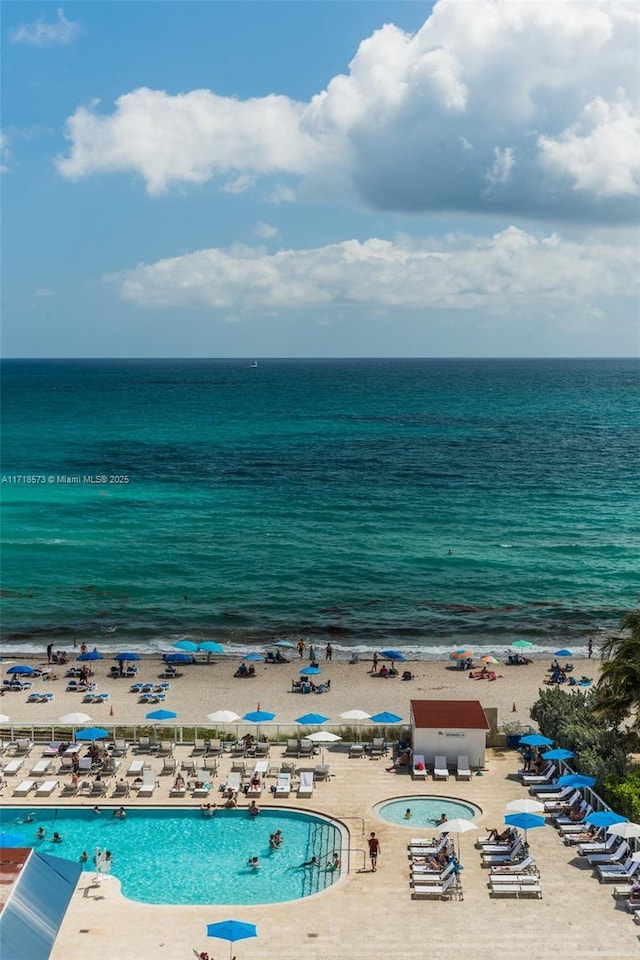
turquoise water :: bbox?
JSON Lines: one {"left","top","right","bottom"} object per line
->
{"left": 375, "top": 797, "right": 479, "bottom": 828}
{"left": 1, "top": 359, "right": 638, "bottom": 656}
{"left": 0, "top": 807, "right": 341, "bottom": 905}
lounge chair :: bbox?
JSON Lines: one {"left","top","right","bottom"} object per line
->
{"left": 412, "top": 755, "right": 427, "bottom": 780}
{"left": 489, "top": 879, "right": 542, "bottom": 898}
{"left": 490, "top": 855, "right": 538, "bottom": 876}
{"left": 191, "top": 738, "right": 206, "bottom": 756}
{"left": 137, "top": 768, "right": 157, "bottom": 798}
{"left": 577, "top": 833, "right": 619, "bottom": 856}
{"left": 203, "top": 756, "right": 219, "bottom": 774}
{"left": 411, "top": 872, "right": 458, "bottom": 900}
{"left": 313, "top": 764, "right": 330, "bottom": 781}
{"left": 297, "top": 770, "right": 314, "bottom": 798}
{"left": 13, "top": 779, "right": 36, "bottom": 797}
{"left": 181, "top": 758, "right": 196, "bottom": 775}
{"left": 247, "top": 760, "right": 268, "bottom": 797}
{"left": 456, "top": 756, "right": 472, "bottom": 780}
{"left": 349, "top": 744, "right": 365, "bottom": 759}
{"left": 520, "top": 762, "right": 556, "bottom": 785}
{"left": 157, "top": 740, "right": 174, "bottom": 757}
{"left": 410, "top": 836, "right": 450, "bottom": 857}
{"left": 411, "top": 861, "right": 457, "bottom": 883}
{"left": 2, "top": 758, "right": 23, "bottom": 776}
{"left": 170, "top": 781, "right": 187, "bottom": 798}
{"left": 90, "top": 779, "right": 108, "bottom": 797}
{"left": 14, "top": 739, "right": 33, "bottom": 756}
{"left": 586, "top": 842, "right": 628, "bottom": 866}
{"left": 137, "top": 736, "right": 152, "bottom": 753}
{"left": 433, "top": 756, "right": 449, "bottom": 781}
{"left": 370, "top": 738, "right": 386, "bottom": 759}
{"left": 192, "top": 772, "right": 212, "bottom": 798}
{"left": 35, "top": 779, "right": 59, "bottom": 797}
{"left": 60, "top": 781, "right": 78, "bottom": 797}
{"left": 207, "top": 739, "right": 222, "bottom": 757}
{"left": 596, "top": 858, "right": 640, "bottom": 883}
{"left": 254, "top": 742, "right": 270, "bottom": 758}
{"left": 112, "top": 779, "right": 130, "bottom": 798}
{"left": 284, "top": 740, "right": 299, "bottom": 758}
{"left": 543, "top": 789, "right": 580, "bottom": 812}
{"left": 127, "top": 759, "right": 145, "bottom": 777}
{"left": 275, "top": 772, "right": 291, "bottom": 797}
{"left": 298, "top": 740, "right": 314, "bottom": 760}
{"left": 161, "top": 758, "right": 177, "bottom": 776}
{"left": 481, "top": 839, "right": 524, "bottom": 865}
{"left": 226, "top": 770, "right": 242, "bottom": 793}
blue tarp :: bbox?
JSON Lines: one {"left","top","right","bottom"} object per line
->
{"left": 0, "top": 851, "right": 81, "bottom": 960}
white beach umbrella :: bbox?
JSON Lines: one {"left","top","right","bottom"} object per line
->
{"left": 207, "top": 710, "right": 241, "bottom": 724}
{"left": 606, "top": 821, "right": 640, "bottom": 839}
{"left": 59, "top": 712, "right": 93, "bottom": 725}
{"left": 437, "top": 818, "right": 478, "bottom": 860}
{"left": 506, "top": 799, "right": 546, "bottom": 815}
{"left": 303, "top": 730, "right": 342, "bottom": 764}
{"left": 339, "top": 709, "right": 371, "bottom": 745}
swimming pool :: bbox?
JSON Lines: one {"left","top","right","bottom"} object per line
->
{"left": 1, "top": 807, "right": 342, "bottom": 905}
{"left": 374, "top": 796, "right": 481, "bottom": 828}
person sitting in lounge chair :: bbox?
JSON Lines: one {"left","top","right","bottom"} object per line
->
{"left": 487, "top": 827, "right": 514, "bottom": 843}
{"left": 385, "top": 750, "right": 411, "bottom": 772}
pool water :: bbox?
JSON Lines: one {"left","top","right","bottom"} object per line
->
{"left": 2, "top": 807, "right": 341, "bottom": 905}
{"left": 375, "top": 797, "right": 481, "bottom": 828}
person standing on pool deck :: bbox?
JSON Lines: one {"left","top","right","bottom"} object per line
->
{"left": 368, "top": 832, "right": 380, "bottom": 871}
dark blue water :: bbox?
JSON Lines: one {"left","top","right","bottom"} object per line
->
{"left": 1, "top": 358, "right": 638, "bottom": 657}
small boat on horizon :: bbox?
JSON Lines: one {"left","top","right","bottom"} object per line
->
{"left": 250, "top": 361, "right": 258, "bottom": 368}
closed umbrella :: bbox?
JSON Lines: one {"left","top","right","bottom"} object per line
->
{"left": 206, "top": 919, "right": 257, "bottom": 960}
{"left": 379, "top": 649, "right": 406, "bottom": 661}
{"left": 506, "top": 798, "right": 545, "bottom": 815}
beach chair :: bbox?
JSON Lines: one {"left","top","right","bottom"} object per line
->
{"left": 14, "top": 739, "right": 33, "bottom": 756}
{"left": 60, "top": 781, "right": 78, "bottom": 798}
{"left": 456, "top": 756, "right": 472, "bottom": 780}
{"left": 13, "top": 779, "right": 36, "bottom": 797}
{"left": 161, "top": 758, "right": 177, "bottom": 776}
{"left": 370, "top": 738, "right": 386, "bottom": 759}
{"left": 191, "top": 738, "right": 206, "bottom": 756}
{"left": 349, "top": 744, "right": 365, "bottom": 759}
{"left": 247, "top": 759, "right": 268, "bottom": 797}
{"left": 192, "top": 772, "right": 212, "bottom": 798}
{"left": 481, "top": 839, "right": 524, "bottom": 865}
{"left": 157, "top": 740, "right": 174, "bottom": 757}
{"left": 411, "top": 860, "right": 457, "bottom": 883}
{"left": 254, "top": 742, "right": 270, "bottom": 758}
{"left": 410, "top": 835, "right": 450, "bottom": 857}
{"left": 412, "top": 872, "right": 458, "bottom": 900}
{"left": 433, "top": 756, "right": 449, "bottom": 781}
{"left": 411, "top": 754, "right": 427, "bottom": 780}
{"left": 35, "top": 779, "right": 59, "bottom": 797}
{"left": 298, "top": 740, "right": 314, "bottom": 760}
{"left": 490, "top": 855, "right": 538, "bottom": 876}
{"left": 596, "top": 858, "right": 640, "bottom": 883}
{"left": 112, "top": 739, "right": 128, "bottom": 757}
{"left": 207, "top": 739, "right": 222, "bottom": 757}
{"left": 587, "top": 842, "right": 629, "bottom": 866}
{"left": 313, "top": 764, "right": 330, "bottom": 781}
{"left": 577, "top": 833, "right": 619, "bottom": 857}
{"left": 275, "top": 772, "right": 291, "bottom": 797}
{"left": 230, "top": 759, "right": 246, "bottom": 773}
{"left": 226, "top": 770, "right": 242, "bottom": 792}
{"left": 112, "top": 779, "right": 130, "bottom": 798}
{"left": 297, "top": 770, "right": 314, "bottom": 798}
{"left": 90, "top": 779, "right": 108, "bottom": 797}
{"left": 284, "top": 740, "right": 299, "bottom": 758}
{"left": 2, "top": 758, "right": 23, "bottom": 776}
{"left": 127, "top": 759, "right": 145, "bottom": 777}
{"left": 30, "top": 759, "right": 53, "bottom": 777}
{"left": 137, "top": 768, "right": 157, "bottom": 798}
{"left": 137, "top": 736, "right": 151, "bottom": 753}
{"left": 543, "top": 788, "right": 580, "bottom": 812}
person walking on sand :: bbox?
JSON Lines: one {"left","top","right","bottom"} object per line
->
{"left": 46, "top": 643, "right": 53, "bottom": 664}
{"left": 588, "top": 638, "right": 593, "bottom": 659}
{"left": 368, "top": 832, "right": 380, "bottom": 872}
{"left": 297, "top": 638, "right": 306, "bottom": 658}
{"left": 372, "top": 651, "right": 379, "bottom": 673}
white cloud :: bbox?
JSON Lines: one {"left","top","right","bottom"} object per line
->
{"left": 35, "top": 288, "right": 56, "bottom": 298}
{"left": 254, "top": 221, "right": 279, "bottom": 240}
{"left": 56, "top": 1, "right": 639, "bottom": 223}
{"left": 109, "top": 227, "right": 637, "bottom": 316}
{"left": 0, "top": 132, "right": 10, "bottom": 173}
{"left": 10, "top": 7, "right": 79, "bottom": 47}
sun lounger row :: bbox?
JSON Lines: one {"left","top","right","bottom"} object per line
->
{"left": 13, "top": 779, "right": 60, "bottom": 798}
{"left": 489, "top": 879, "right": 542, "bottom": 898}
{"left": 27, "top": 692, "right": 55, "bottom": 703}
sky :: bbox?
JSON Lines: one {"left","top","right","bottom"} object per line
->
{"left": 2, "top": 0, "right": 639, "bottom": 358}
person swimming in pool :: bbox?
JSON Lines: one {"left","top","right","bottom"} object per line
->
{"left": 247, "top": 856, "right": 260, "bottom": 869}
{"left": 36, "top": 827, "right": 46, "bottom": 840}
{"left": 404, "top": 808, "right": 412, "bottom": 819}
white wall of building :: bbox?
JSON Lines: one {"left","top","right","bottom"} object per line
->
{"left": 412, "top": 728, "right": 486, "bottom": 769}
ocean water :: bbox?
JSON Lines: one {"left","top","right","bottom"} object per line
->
{"left": 1, "top": 358, "right": 638, "bottom": 659}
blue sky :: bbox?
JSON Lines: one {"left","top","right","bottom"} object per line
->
{"left": 2, "top": 1, "right": 638, "bottom": 358}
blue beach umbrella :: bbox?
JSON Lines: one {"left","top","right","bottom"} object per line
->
{"left": 379, "top": 649, "right": 407, "bottom": 661}
{"left": 207, "top": 919, "right": 257, "bottom": 960}
{"left": 295, "top": 712, "right": 329, "bottom": 726}
{"left": 540, "top": 748, "right": 574, "bottom": 761}
{"left": 145, "top": 709, "right": 177, "bottom": 721}
{"left": 162, "top": 653, "right": 194, "bottom": 664}
{"left": 7, "top": 665, "right": 35, "bottom": 675}
{"left": 369, "top": 711, "right": 403, "bottom": 724}
{"left": 199, "top": 641, "right": 224, "bottom": 653}
{"left": 243, "top": 710, "right": 276, "bottom": 723}
{"left": 584, "top": 811, "right": 627, "bottom": 828}
{"left": 554, "top": 649, "right": 573, "bottom": 657}
{"left": 519, "top": 734, "right": 554, "bottom": 747}
{"left": 77, "top": 651, "right": 103, "bottom": 661}
{"left": 504, "top": 812, "right": 545, "bottom": 845}
{"left": 244, "top": 653, "right": 264, "bottom": 662}
{"left": 556, "top": 773, "right": 597, "bottom": 789}
{"left": 300, "top": 665, "right": 321, "bottom": 676}
{"left": 0, "top": 832, "right": 26, "bottom": 848}
{"left": 114, "top": 652, "right": 140, "bottom": 661}
{"left": 173, "top": 640, "right": 199, "bottom": 652}
{"left": 75, "top": 727, "right": 110, "bottom": 741}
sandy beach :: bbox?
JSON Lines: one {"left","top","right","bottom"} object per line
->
{"left": 0, "top": 652, "right": 601, "bottom": 733}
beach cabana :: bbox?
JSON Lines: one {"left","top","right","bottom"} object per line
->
{"left": 410, "top": 699, "right": 490, "bottom": 770}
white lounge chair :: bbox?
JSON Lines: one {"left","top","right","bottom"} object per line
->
{"left": 433, "top": 756, "right": 449, "bottom": 781}
{"left": 137, "top": 768, "right": 157, "bottom": 798}
{"left": 35, "top": 779, "right": 59, "bottom": 797}
{"left": 412, "top": 755, "right": 427, "bottom": 780}
{"left": 275, "top": 772, "right": 291, "bottom": 797}
{"left": 126, "top": 759, "right": 145, "bottom": 776}
{"left": 226, "top": 771, "right": 242, "bottom": 793}
{"left": 13, "top": 779, "right": 36, "bottom": 797}
{"left": 2, "top": 758, "right": 23, "bottom": 776}
{"left": 456, "top": 756, "right": 472, "bottom": 780}
{"left": 597, "top": 858, "right": 640, "bottom": 883}
{"left": 587, "top": 842, "right": 629, "bottom": 866}
{"left": 297, "top": 770, "right": 314, "bottom": 798}
{"left": 412, "top": 872, "right": 457, "bottom": 899}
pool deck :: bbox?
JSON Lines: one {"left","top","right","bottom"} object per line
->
{"left": 3, "top": 745, "right": 638, "bottom": 960}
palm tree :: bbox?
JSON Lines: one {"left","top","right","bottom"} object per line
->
{"left": 592, "top": 608, "right": 640, "bottom": 727}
